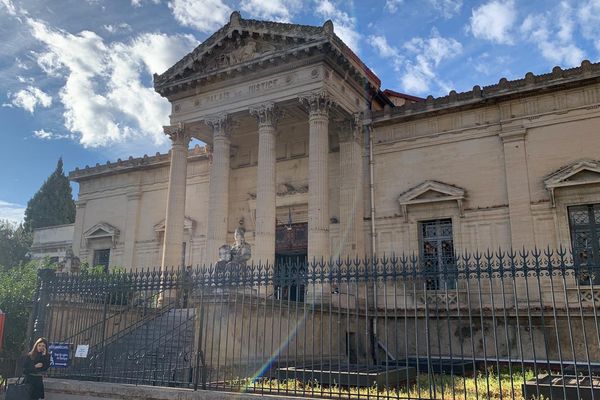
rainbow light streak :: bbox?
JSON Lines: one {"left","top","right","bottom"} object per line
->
{"left": 239, "top": 307, "right": 311, "bottom": 393}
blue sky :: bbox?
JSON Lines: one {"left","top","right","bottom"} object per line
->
{"left": 1, "top": 0, "right": 599, "bottom": 224}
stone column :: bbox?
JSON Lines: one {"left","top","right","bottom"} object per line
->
{"left": 337, "top": 116, "right": 365, "bottom": 259}
{"left": 70, "top": 199, "right": 87, "bottom": 270}
{"left": 205, "top": 114, "right": 232, "bottom": 264}
{"left": 250, "top": 103, "right": 281, "bottom": 265}
{"left": 123, "top": 190, "right": 141, "bottom": 269}
{"left": 300, "top": 92, "right": 332, "bottom": 261}
{"left": 500, "top": 129, "right": 536, "bottom": 249}
{"left": 501, "top": 128, "right": 536, "bottom": 302}
{"left": 161, "top": 123, "right": 192, "bottom": 271}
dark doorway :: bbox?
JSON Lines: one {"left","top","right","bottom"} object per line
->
{"left": 275, "top": 253, "right": 306, "bottom": 302}
{"left": 275, "top": 222, "right": 308, "bottom": 302}
{"left": 569, "top": 204, "right": 600, "bottom": 285}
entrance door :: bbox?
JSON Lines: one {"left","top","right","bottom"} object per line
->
{"left": 275, "top": 222, "right": 308, "bottom": 302}
{"left": 569, "top": 204, "right": 600, "bottom": 285}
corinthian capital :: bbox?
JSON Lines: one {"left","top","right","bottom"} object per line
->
{"left": 299, "top": 91, "right": 332, "bottom": 118}
{"left": 163, "top": 123, "right": 192, "bottom": 146}
{"left": 204, "top": 113, "right": 232, "bottom": 140}
{"left": 249, "top": 102, "right": 282, "bottom": 128}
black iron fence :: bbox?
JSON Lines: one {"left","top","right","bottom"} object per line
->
{"left": 30, "top": 248, "right": 600, "bottom": 399}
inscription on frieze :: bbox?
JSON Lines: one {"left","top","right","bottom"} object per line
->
{"left": 249, "top": 78, "right": 279, "bottom": 94}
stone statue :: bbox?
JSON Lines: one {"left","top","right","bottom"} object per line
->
{"left": 230, "top": 227, "right": 251, "bottom": 267}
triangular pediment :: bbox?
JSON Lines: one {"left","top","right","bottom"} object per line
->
{"left": 397, "top": 181, "right": 466, "bottom": 221}
{"left": 84, "top": 222, "right": 120, "bottom": 247}
{"left": 155, "top": 12, "right": 325, "bottom": 90}
{"left": 84, "top": 222, "right": 119, "bottom": 240}
{"left": 154, "top": 216, "right": 196, "bottom": 234}
{"left": 398, "top": 181, "right": 465, "bottom": 204}
{"left": 154, "top": 11, "right": 380, "bottom": 96}
{"left": 544, "top": 159, "right": 600, "bottom": 189}
{"left": 544, "top": 160, "right": 600, "bottom": 206}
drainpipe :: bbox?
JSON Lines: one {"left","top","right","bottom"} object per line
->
{"left": 363, "top": 106, "right": 379, "bottom": 364}
{"left": 366, "top": 118, "right": 377, "bottom": 257}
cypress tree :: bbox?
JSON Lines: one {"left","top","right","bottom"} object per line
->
{"left": 24, "top": 158, "right": 76, "bottom": 231}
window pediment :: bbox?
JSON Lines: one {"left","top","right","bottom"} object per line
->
{"left": 154, "top": 216, "right": 196, "bottom": 240}
{"left": 544, "top": 160, "right": 600, "bottom": 206}
{"left": 84, "top": 223, "right": 120, "bottom": 248}
{"left": 397, "top": 180, "right": 466, "bottom": 222}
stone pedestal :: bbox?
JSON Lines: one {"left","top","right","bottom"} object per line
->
{"left": 250, "top": 103, "right": 281, "bottom": 265}
{"left": 205, "top": 114, "right": 232, "bottom": 264}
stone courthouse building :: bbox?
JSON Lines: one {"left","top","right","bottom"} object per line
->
{"left": 62, "top": 12, "right": 600, "bottom": 276}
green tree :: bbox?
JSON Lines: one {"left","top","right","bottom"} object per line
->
{"left": 0, "top": 261, "right": 37, "bottom": 358}
{"left": 0, "top": 220, "right": 31, "bottom": 269}
{"left": 24, "top": 158, "right": 75, "bottom": 232}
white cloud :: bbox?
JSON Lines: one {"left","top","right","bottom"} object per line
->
{"left": 241, "top": 0, "right": 301, "bottom": 22}
{"left": 131, "top": 0, "right": 160, "bottom": 7}
{"left": 4, "top": 85, "right": 52, "bottom": 113}
{"left": 384, "top": 0, "right": 403, "bottom": 13}
{"left": 16, "top": 75, "right": 34, "bottom": 83}
{"left": 33, "top": 129, "right": 75, "bottom": 140}
{"left": 469, "top": 0, "right": 516, "bottom": 44}
{"left": 368, "top": 34, "right": 403, "bottom": 70}
{"left": 315, "top": 0, "right": 360, "bottom": 52}
{"left": 429, "top": 0, "right": 462, "bottom": 18}
{"left": 521, "top": 3, "right": 585, "bottom": 67}
{"left": 577, "top": 0, "right": 600, "bottom": 53}
{"left": 168, "top": 0, "right": 232, "bottom": 33}
{"left": 400, "top": 29, "right": 462, "bottom": 94}
{"left": 103, "top": 23, "right": 132, "bottom": 34}
{"left": 0, "top": 200, "right": 25, "bottom": 224}
{"left": 26, "top": 17, "right": 198, "bottom": 148}
{"left": 0, "top": 0, "right": 17, "bottom": 16}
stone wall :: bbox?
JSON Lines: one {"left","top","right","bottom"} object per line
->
{"left": 38, "top": 379, "right": 309, "bottom": 400}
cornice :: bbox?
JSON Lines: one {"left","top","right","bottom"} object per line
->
{"left": 371, "top": 60, "right": 600, "bottom": 126}
{"left": 69, "top": 145, "right": 210, "bottom": 182}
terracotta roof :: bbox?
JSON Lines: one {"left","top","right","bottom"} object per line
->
{"left": 382, "top": 89, "right": 425, "bottom": 102}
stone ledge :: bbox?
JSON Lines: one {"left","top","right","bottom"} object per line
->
{"left": 41, "top": 378, "right": 312, "bottom": 400}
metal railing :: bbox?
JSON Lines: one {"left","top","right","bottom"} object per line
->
{"left": 31, "top": 248, "right": 600, "bottom": 399}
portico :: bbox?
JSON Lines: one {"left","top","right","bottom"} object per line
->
{"left": 155, "top": 11, "right": 380, "bottom": 268}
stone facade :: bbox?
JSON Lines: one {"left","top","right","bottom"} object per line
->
{"left": 66, "top": 12, "right": 600, "bottom": 279}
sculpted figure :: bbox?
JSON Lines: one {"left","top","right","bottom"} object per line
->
{"left": 215, "top": 244, "right": 232, "bottom": 278}
{"left": 229, "top": 40, "right": 257, "bottom": 64}
{"left": 230, "top": 227, "right": 251, "bottom": 267}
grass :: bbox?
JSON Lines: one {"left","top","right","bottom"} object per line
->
{"left": 225, "top": 368, "right": 550, "bottom": 399}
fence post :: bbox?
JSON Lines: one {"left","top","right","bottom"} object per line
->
{"left": 31, "top": 268, "right": 56, "bottom": 342}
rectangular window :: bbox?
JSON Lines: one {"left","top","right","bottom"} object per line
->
{"left": 419, "top": 219, "right": 455, "bottom": 290}
{"left": 93, "top": 249, "right": 110, "bottom": 273}
{"left": 568, "top": 204, "right": 600, "bottom": 285}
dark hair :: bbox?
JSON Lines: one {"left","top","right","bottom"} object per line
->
{"left": 28, "top": 337, "right": 49, "bottom": 360}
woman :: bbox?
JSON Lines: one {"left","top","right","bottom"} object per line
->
{"left": 23, "top": 337, "right": 51, "bottom": 400}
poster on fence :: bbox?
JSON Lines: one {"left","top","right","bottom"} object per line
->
{"left": 49, "top": 343, "right": 69, "bottom": 368}
{"left": 75, "top": 344, "right": 89, "bottom": 358}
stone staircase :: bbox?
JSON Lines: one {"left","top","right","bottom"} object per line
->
{"left": 72, "top": 308, "right": 197, "bottom": 386}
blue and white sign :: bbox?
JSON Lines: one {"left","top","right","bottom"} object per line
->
{"left": 49, "top": 343, "right": 69, "bottom": 368}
